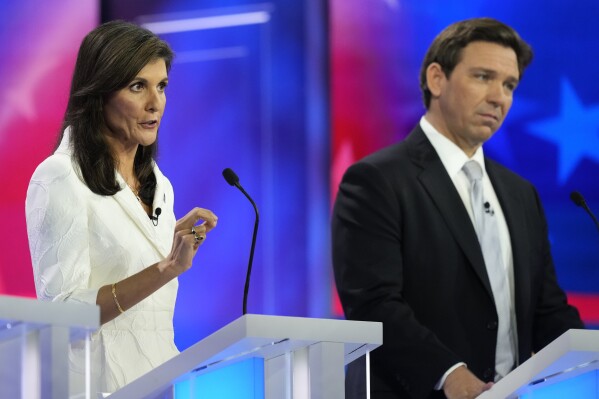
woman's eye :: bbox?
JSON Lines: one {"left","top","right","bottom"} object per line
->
{"left": 130, "top": 82, "right": 143, "bottom": 91}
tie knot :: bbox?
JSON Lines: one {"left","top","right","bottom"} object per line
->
{"left": 463, "top": 160, "right": 483, "bottom": 183}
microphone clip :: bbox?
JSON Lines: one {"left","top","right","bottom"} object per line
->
{"left": 150, "top": 207, "right": 162, "bottom": 226}
{"left": 484, "top": 202, "right": 495, "bottom": 216}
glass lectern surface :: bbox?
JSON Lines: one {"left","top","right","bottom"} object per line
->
{"left": 0, "top": 295, "right": 100, "bottom": 399}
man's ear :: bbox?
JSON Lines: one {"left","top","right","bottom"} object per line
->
{"left": 425, "top": 62, "right": 446, "bottom": 98}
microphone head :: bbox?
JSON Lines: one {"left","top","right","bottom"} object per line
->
{"left": 222, "top": 168, "right": 239, "bottom": 186}
{"left": 155, "top": 207, "right": 162, "bottom": 216}
{"left": 570, "top": 191, "right": 586, "bottom": 208}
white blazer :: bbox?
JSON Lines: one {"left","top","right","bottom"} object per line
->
{"left": 26, "top": 128, "right": 179, "bottom": 393}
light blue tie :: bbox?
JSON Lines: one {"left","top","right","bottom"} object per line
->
{"left": 462, "top": 160, "right": 515, "bottom": 380}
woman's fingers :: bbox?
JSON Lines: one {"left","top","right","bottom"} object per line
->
{"left": 176, "top": 207, "right": 218, "bottom": 232}
{"left": 191, "top": 225, "right": 207, "bottom": 244}
{"left": 166, "top": 208, "right": 217, "bottom": 275}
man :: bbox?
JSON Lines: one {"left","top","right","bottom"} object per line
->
{"left": 332, "top": 18, "right": 584, "bottom": 399}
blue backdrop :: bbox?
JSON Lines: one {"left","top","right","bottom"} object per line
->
{"left": 1, "top": 0, "right": 597, "bottom": 355}
{"left": 102, "top": 0, "right": 331, "bottom": 349}
{"left": 330, "top": 0, "right": 599, "bottom": 325}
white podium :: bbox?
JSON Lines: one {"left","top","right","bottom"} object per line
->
{"left": 109, "top": 314, "right": 382, "bottom": 399}
{"left": 0, "top": 295, "right": 100, "bottom": 399}
{"left": 478, "top": 329, "right": 599, "bottom": 398}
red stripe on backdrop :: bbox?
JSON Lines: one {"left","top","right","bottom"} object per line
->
{"left": 0, "top": 1, "right": 98, "bottom": 297}
{"left": 567, "top": 292, "right": 599, "bottom": 325}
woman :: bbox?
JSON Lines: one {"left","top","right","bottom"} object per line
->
{"left": 25, "top": 21, "right": 217, "bottom": 393}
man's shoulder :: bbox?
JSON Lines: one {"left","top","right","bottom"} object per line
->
{"left": 358, "top": 125, "right": 424, "bottom": 167}
{"left": 485, "top": 157, "right": 536, "bottom": 194}
{"left": 360, "top": 141, "right": 406, "bottom": 165}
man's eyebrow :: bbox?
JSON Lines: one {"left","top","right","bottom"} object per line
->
{"left": 469, "top": 67, "right": 496, "bottom": 74}
{"left": 469, "top": 67, "right": 520, "bottom": 83}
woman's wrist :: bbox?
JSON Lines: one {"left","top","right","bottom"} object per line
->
{"left": 156, "top": 258, "right": 179, "bottom": 278}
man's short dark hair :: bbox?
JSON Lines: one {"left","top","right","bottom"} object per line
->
{"left": 419, "top": 17, "right": 533, "bottom": 109}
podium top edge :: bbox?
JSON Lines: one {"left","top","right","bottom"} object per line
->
{"left": 0, "top": 295, "right": 100, "bottom": 329}
{"left": 233, "top": 314, "right": 383, "bottom": 344}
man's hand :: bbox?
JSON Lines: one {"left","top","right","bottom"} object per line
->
{"left": 443, "top": 366, "right": 493, "bottom": 399}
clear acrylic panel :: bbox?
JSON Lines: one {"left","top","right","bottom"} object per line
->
{"left": 0, "top": 296, "right": 99, "bottom": 399}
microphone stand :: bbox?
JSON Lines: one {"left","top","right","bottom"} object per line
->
{"left": 223, "top": 168, "right": 260, "bottom": 315}
{"left": 237, "top": 184, "right": 259, "bottom": 315}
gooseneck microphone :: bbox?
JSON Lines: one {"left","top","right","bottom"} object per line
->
{"left": 222, "top": 168, "right": 259, "bottom": 315}
{"left": 570, "top": 191, "right": 599, "bottom": 233}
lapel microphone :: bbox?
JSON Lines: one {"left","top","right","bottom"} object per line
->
{"left": 222, "top": 168, "right": 259, "bottom": 315}
{"left": 150, "top": 207, "right": 162, "bottom": 226}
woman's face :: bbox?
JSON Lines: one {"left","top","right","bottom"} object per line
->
{"left": 103, "top": 58, "right": 168, "bottom": 151}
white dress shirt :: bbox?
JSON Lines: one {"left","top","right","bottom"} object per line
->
{"left": 420, "top": 116, "right": 517, "bottom": 386}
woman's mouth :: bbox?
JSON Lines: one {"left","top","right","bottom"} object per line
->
{"left": 140, "top": 120, "right": 158, "bottom": 129}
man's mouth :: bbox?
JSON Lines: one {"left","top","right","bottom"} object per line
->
{"left": 479, "top": 113, "right": 499, "bottom": 122}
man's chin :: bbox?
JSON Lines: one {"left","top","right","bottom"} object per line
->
{"left": 477, "top": 124, "right": 500, "bottom": 140}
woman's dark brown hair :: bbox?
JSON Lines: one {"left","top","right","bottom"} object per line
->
{"left": 60, "top": 20, "right": 174, "bottom": 203}
{"left": 419, "top": 17, "right": 533, "bottom": 109}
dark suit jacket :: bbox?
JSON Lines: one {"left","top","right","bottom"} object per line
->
{"left": 332, "top": 125, "right": 584, "bottom": 399}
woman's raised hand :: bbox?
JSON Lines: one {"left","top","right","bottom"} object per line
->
{"left": 160, "top": 207, "right": 218, "bottom": 275}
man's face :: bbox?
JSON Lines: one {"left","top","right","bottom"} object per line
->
{"left": 428, "top": 41, "right": 520, "bottom": 156}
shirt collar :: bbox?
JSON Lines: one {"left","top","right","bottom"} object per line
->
{"left": 419, "top": 116, "right": 487, "bottom": 178}
{"left": 55, "top": 126, "right": 73, "bottom": 156}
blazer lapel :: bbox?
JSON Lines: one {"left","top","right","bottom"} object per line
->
{"left": 152, "top": 166, "right": 173, "bottom": 258}
{"left": 58, "top": 130, "right": 172, "bottom": 260}
{"left": 407, "top": 127, "right": 495, "bottom": 300}
{"left": 112, "top": 171, "right": 171, "bottom": 259}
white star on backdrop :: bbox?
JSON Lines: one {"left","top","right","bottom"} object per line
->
{"left": 528, "top": 78, "right": 599, "bottom": 184}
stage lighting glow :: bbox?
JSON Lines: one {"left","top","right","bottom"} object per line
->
{"left": 141, "top": 12, "right": 270, "bottom": 34}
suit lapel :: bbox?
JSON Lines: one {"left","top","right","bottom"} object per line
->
{"left": 59, "top": 129, "right": 172, "bottom": 260}
{"left": 112, "top": 170, "right": 171, "bottom": 259}
{"left": 407, "top": 127, "right": 494, "bottom": 300}
{"left": 152, "top": 166, "right": 173, "bottom": 257}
